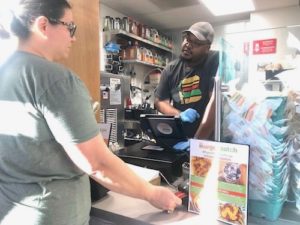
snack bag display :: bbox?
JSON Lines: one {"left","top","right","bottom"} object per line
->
{"left": 222, "top": 91, "right": 291, "bottom": 220}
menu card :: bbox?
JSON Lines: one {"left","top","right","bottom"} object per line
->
{"left": 98, "top": 123, "right": 112, "bottom": 146}
{"left": 188, "top": 139, "right": 249, "bottom": 225}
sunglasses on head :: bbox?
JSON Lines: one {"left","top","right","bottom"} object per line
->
{"left": 48, "top": 17, "right": 77, "bottom": 38}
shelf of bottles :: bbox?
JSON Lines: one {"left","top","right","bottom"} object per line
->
{"left": 103, "top": 16, "right": 173, "bottom": 53}
{"left": 104, "top": 29, "right": 172, "bottom": 53}
{"left": 122, "top": 59, "right": 164, "bottom": 69}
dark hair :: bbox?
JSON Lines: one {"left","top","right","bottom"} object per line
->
{"left": 11, "top": 0, "right": 71, "bottom": 39}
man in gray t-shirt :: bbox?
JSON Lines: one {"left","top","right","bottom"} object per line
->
{"left": 155, "top": 22, "right": 219, "bottom": 142}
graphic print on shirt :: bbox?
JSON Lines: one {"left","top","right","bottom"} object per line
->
{"left": 178, "top": 75, "right": 202, "bottom": 104}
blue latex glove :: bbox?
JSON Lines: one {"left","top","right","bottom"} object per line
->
{"left": 180, "top": 108, "right": 200, "bottom": 123}
{"left": 173, "top": 140, "right": 190, "bottom": 152}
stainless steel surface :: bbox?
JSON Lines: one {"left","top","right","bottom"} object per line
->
{"left": 124, "top": 120, "right": 141, "bottom": 130}
{"left": 105, "top": 108, "right": 118, "bottom": 144}
{"left": 100, "top": 72, "right": 131, "bottom": 147}
{"left": 214, "top": 76, "right": 221, "bottom": 141}
{"left": 93, "top": 191, "right": 300, "bottom": 225}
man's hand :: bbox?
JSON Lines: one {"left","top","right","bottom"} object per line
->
{"left": 180, "top": 108, "right": 200, "bottom": 123}
{"left": 173, "top": 140, "right": 190, "bottom": 151}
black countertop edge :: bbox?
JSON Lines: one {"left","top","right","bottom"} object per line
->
{"left": 90, "top": 207, "right": 153, "bottom": 225}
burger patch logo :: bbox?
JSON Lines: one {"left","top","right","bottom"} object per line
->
{"left": 179, "top": 75, "right": 202, "bottom": 104}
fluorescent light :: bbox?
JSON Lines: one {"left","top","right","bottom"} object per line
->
{"left": 201, "top": 0, "right": 255, "bottom": 16}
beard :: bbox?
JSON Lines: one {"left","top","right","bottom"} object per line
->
{"left": 180, "top": 53, "right": 207, "bottom": 66}
{"left": 181, "top": 48, "right": 192, "bottom": 60}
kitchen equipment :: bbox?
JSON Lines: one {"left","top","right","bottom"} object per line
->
{"left": 100, "top": 72, "right": 131, "bottom": 147}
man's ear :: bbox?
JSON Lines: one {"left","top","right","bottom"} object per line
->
{"left": 205, "top": 44, "right": 211, "bottom": 53}
{"left": 32, "top": 16, "right": 49, "bottom": 39}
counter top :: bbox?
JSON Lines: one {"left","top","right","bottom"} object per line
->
{"left": 90, "top": 207, "right": 151, "bottom": 225}
{"left": 92, "top": 191, "right": 226, "bottom": 225}
{"left": 92, "top": 191, "right": 300, "bottom": 225}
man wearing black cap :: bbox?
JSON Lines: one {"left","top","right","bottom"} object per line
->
{"left": 154, "top": 22, "right": 219, "bottom": 148}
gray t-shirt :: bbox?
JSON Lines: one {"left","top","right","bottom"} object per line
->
{"left": 0, "top": 51, "right": 99, "bottom": 225}
{"left": 155, "top": 51, "right": 219, "bottom": 137}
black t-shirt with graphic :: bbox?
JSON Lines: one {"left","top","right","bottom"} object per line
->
{"left": 155, "top": 50, "right": 219, "bottom": 137}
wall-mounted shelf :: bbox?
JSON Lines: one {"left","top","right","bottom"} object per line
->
{"left": 122, "top": 59, "right": 164, "bottom": 69}
{"left": 103, "top": 30, "right": 173, "bottom": 53}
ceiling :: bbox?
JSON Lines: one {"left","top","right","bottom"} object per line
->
{"left": 101, "top": 0, "right": 300, "bottom": 31}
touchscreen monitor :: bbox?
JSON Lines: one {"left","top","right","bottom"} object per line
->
{"left": 140, "top": 114, "right": 188, "bottom": 150}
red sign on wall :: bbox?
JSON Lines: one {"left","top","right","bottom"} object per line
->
{"left": 253, "top": 38, "right": 277, "bottom": 55}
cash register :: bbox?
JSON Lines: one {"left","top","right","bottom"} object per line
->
{"left": 115, "top": 114, "right": 189, "bottom": 182}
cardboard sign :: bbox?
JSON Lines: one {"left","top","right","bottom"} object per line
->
{"left": 188, "top": 139, "right": 249, "bottom": 225}
{"left": 253, "top": 38, "right": 277, "bottom": 55}
{"left": 98, "top": 123, "right": 112, "bottom": 146}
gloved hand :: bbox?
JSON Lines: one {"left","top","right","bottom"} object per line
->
{"left": 180, "top": 108, "right": 200, "bottom": 123}
{"left": 173, "top": 140, "right": 190, "bottom": 152}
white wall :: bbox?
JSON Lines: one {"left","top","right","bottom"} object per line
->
{"left": 214, "top": 6, "right": 300, "bottom": 43}
{"left": 168, "top": 6, "right": 300, "bottom": 55}
{"left": 249, "top": 6, "right": 300, "bottom": 30}
{"left": 213, "top": 6, "right": 300, "bottom": 85}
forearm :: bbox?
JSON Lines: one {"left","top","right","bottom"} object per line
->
{"left": 91, "top": 151, "right": 181, "bottom": 210}
{"left": 90, "top": 150, "right": 153, "bottom": 201}
{"left": 154, "top": 98, "right": 180, "bottom": 115}
{"left": 64, "top": 134, "right": 181, "bottom": 211}
{"left": 65, "top": 135, "right": 152, "bottom": 201}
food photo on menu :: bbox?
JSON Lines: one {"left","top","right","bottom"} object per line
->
{"left": 188, "top": 139, "right": 249, "bottom": 225}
